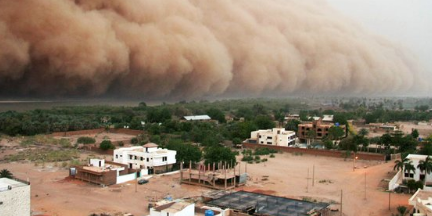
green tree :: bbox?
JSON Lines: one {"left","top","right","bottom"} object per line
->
{"left": 394, "top": 205, "right": 408, "bottom": 216}
{"left": 358, "top": 128, "right": 369, "bottom": 137}
{"left": 417, "top": 156, "right": 432, "bottom": 187}
{"left": 204, "top": 146, "right": 236, "bottom": 167}
{"left": 380, "top": 133, "right": 392, "bottom": 149}
{"left": 0, "top": 169, "right": 13, "bottom": 178}
{"left": 306, "top": 130, "right": 316, "bottom": 146}
{"left": 328, "top": 126, "right": 345, "bottom": 140}
{"left": 252, "top": 104, "right": 266, "bottom": 116}
{"left": 285, "top": 120, "right": 301, "bottom": 132}
{"left": 404, "top": 162, "right": 416, "bottom": 178}
{"left": 166, "top": 139, "right": 202, "bottom": 166}
{"left": 393, "top": 157, "right": 409, "bottom": 171}
{"left": 419, "top": 143, "right": 432, "bottom": 155}
{"left": 207, "top": 108, "right": 226, "bottom": 123}
{"left": 411, "top": 129, "right": 419, "bottom": 139}
{"left": 254, "top": 116, "right": 275, "bottom": 129}
{"left": 99, "top": 140, "right": 115, "bottom": 150}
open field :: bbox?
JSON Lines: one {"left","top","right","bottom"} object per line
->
{"left": 1, "top": 147, "right": 411, "bottom": 216}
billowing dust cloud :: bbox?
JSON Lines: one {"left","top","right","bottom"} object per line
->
{"left": 0, "top": 0, "right": 427, "bottom": 98}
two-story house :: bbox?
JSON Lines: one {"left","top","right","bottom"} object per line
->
{"left": 113, "top": 143, "right": 176, "bottom": 175}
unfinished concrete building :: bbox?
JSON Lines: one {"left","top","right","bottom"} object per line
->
{"left": 180, "top": 162, "right": 248, "bottom": 190}
{"left": 207, "top": 191, "right": 330, "bottom": 216}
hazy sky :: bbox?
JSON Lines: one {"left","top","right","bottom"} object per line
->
{"left": 327, "top": 0, "right": 432, "bottom": 75}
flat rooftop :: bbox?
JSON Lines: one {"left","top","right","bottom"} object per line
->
{"left": 154, "top": 201, "right": 191, "bottom": 213}
{"left": 82, "top": 163, "right": 123, "bottom": 173}
{"left": 207, "top": 191, "right": 329, "bottom": 216}
{"left": 0, "top": 178, "right": 29, "bottom": 192}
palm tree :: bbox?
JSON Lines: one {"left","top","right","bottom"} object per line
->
{"left": 394, "top": 157, "right": 409, "bottom": 172}
{"left": 417, "top": 156, "right": 432, "bottom": 187}
{"left": 306, "top": 130, "right": 316, "bottom": 146}
{"left": 393, "top": 205, "right": 408, "bottom": 216}
{"left": 0, "top": 169, "right": 13, "bottom": 179}
{"left": 404, "top": 162, "right": 416, "bottom": 179}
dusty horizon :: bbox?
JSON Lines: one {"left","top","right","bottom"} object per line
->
{"left": 0, "top": 0, "right": 429, "bottom": 99}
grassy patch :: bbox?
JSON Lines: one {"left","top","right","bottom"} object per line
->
{"left": 5, "top": 149, "right": 79, "bottom": 162}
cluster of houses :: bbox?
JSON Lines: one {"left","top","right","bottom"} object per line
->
{"left": 246, "top": 114, "right": 346, "bottom": 147}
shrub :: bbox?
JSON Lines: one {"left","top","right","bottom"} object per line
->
{"left": 241, "top": 155, "right": 254, "bottom": 162}
{"left": 254, "top": 148, "right": 278, "bottom": 156}
{"left": 130, "top": 137, "right": 138, "bottom": 144}
{"left": 270, "top": 154, "right": 275, "bottom": 158}
{"left": 77, "top": 137, "right": 96, "bottom": 144}
{"left": 99, "top": 140, "right": 115, "bottom": 150}
{"left": 118, "top": 141, "right": 124, "bottom": 147}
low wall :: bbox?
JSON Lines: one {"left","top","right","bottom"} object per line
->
{"left": 52, "top": 128, "right": 144, "bottom": 137}
{"left": 389, "top": 170, "right": 402, "bottom": 191}
{"left": 117, "top": 172, "right": 137, "bottom": 184}
{"left": 242, "top": 143, "right": 385, "bottom": 161}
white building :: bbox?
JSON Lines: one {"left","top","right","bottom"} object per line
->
{"left": 0, "top": 178, "right": 31, "bottom": 216}
{"left": 183, "top": 115, "right": 211, "bottom": 121}
{"left": 322, "top": 115, "right": 334, "bottom": 122}
{"left": 149, "top": 201, "right": 227, "bottom": 216}
{"left": 113, "top": 143, "right": 176, "bottom": 175}
{"left": 404, "top": 154, "right": 432, "bottom": 185}
{"left": 250, "top": 128, "right": 296, "bottom": 146}
{"left": 409, "top": 189, "right": 432, "bottom": 216}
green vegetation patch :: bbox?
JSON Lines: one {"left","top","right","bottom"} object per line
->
{"left": 5, "top": 149, "right": 79, "bottom": 162}
{"left": 77, "top": 136, "right": 96, "bottom": 144}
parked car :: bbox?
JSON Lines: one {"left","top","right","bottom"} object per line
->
{"left": 138, "top": 179, "right": 149, "bottom": 185}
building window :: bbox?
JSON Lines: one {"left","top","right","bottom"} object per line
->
{"left": 267, "top": 142, "right": 272, "bottom": 144}
{"left": 267, "top": 136, "right": 272, "bottom": 139}
{"left": 404, "top": 172, "right": 414, "bottom": 178}
{"left": 115, "top": 155, "right": 118, "bottom": 159}
{"left": 260, "top": 141, "right": 264, "bottom": 144}
{"left": 129, "top": 155, "right": 133, "bottom": 160}
{"left": 162, "top": 156, "right": 167, "bottom": 162}
{"left": 135, "top": 156, "right": 137, "bottom": 160}
{"left": 259, "top": 135, "right": 262, "bottom": 138}
{"left": 147, "top": 158, "right": 149, "bottom": 162}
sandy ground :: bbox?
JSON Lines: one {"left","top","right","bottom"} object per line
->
{"left": 1, "top": 162, "right": 207, "bottom": 216}
{"left": 241, "top": 153, "right": 410, "bottom": 216}
{"left": 0, "top": 151, "right": 411, "bottom": 216}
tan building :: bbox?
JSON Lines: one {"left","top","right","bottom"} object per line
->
{"left": 298, "top": 118, "right": 346, "bottom": 141}
{"left": 70, "top": 159, "right": 138, "bottom": 186}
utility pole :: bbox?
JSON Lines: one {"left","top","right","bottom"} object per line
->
{"left": 306, "top": 168, "right": 309, "bottom": 193}
{"left": 364, "top": 172, "right": 367, "bottom": 200}
{"left": 135, "top": 172, "right": 138, "bottom": 193}
{"left": 312, "top": 165, "right": 315, "bottom": 187}
{"left": 388, "top": 191, "right": 391, "bottom": 210}
{"left": 340, "top": 190, "right": 343, "bottom": 216}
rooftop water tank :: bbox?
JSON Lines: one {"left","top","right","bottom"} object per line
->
{"left": 205, "top": 209, "right": 214, "bottom": 216}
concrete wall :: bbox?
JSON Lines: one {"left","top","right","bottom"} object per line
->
{"left": 243, "top": 143, "right": 385, "bottom": 161}
{"left": 0, "top": 181, "right": 30, "bottom": 216}
{"left": 117, "top": 172, "right": 136, "bottom": 184}
{"left": 150, "top": 203, "right": 195, "bottom": 216}
{"left": 389, "top": 170, "right": 402, "bottom": 190}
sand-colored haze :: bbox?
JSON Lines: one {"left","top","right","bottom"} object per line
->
{"left": 0, "top": 0, "right": 427, "bottom": 98}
